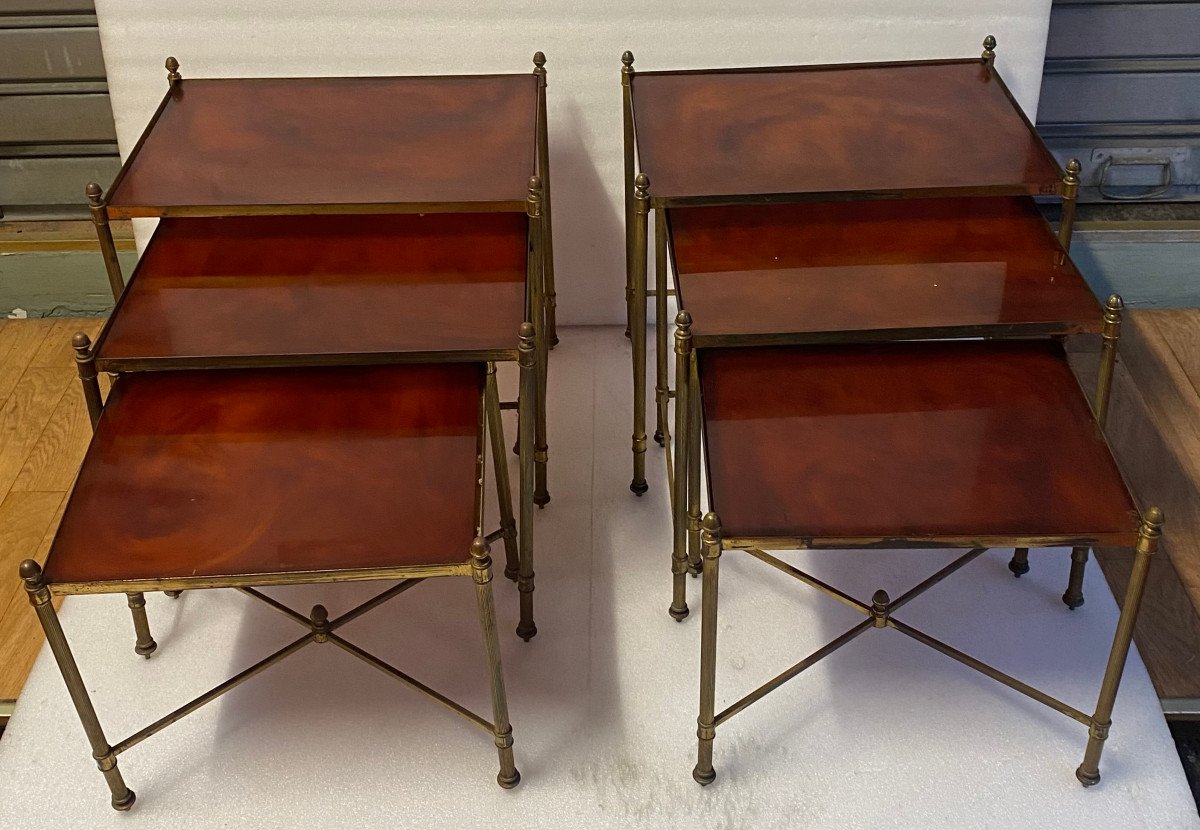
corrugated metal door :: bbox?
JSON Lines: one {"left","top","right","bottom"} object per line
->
{"left": 0, "top": 1, "right": 120, "bottom": 219}
{"left": 1037, "top": 0, "right": 1200, "bottom": 202}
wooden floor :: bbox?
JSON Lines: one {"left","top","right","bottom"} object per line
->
{"left": 0, "top": 317, "right": 103, "bottom": 704}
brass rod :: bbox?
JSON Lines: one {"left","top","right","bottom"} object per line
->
{"left": 744, "top": 549, "right": 871, "bottom": 615}
{"left": 1095, "top": 295, "right": 1123, "bottom": 430}
{"left": 112, "top": 634, "right": 315, "bottom": 756}
{"left": 86, "top": 183, "right": 125, "bottom": 298}
{"left": 516, "top": 322, "right": 538, "bottom": 640}
{"left": 888, "top": 548, "right": 987, "bottom": 613}
{"left": 534, "top": 54, "right": 557, "bottom": 347}
{"left": 471, "top": 535, "right": 520, "bottom": 786}
{"left": 238, "top": 587, "right": 311, "bottom": 627}
{"left": 486, "top": 364, "right": 520, "bottom": 580}
{"left": 670, "top": 311, "right": 693, "bottom": 620}
{"left": 328, "top": 579, "right": 424, "bottom": 631}
{"left": 686, "top": 355, "right": 702, "bottom": 572}
{"left": 654, "top": 207, "right": 670, "bottom": 447}
{"left": 622, "top": 51, "right": 635, "bottom": 339}
{"left": 714, "top": 618, "right": 874, "bottom": 728}
{"left": 888, "top": 618, "right": 1091, "bottom": 726}
{"left": 328, "top": 633, "right": 492, "bottom": 732}
{"left": 630, "top": 174, "right": 650, "bottom": 495}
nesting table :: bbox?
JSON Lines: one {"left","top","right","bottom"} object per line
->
{"left": 23, "top": 56, "right": 556, "bottom": 809}
{"left": 623, "top": 39, "right": 1163, "bottom": 787}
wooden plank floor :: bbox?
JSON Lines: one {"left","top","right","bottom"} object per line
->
{"left": 0, "top": 317, "right": 104, "bottom": 704}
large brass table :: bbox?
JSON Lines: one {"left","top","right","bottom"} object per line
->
{"left": 621, "top": 38, "right": 1078, "bottom": 496}
{"left": 22, "top": 356, "right": 535, "bottom": 808}
{"left": 684, "top": 339, "right": 1161, "bottom": 787}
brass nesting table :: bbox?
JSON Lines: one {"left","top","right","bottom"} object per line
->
{"left": 23, "top": 56, "right": 557, "bottom": 808}
{"left": 624, "top": 39, "right": 1163, "bottom": 787}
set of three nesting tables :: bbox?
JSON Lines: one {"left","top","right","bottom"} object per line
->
{"left": 20, "top": 39, "right": 1162, "bottom": 810}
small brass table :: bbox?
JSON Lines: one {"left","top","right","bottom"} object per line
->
{"left": 684, "top": 339, "right": 1160, "bottom": 786}
{"left": 22, "top": 354, "right": 536, "bottom": 809}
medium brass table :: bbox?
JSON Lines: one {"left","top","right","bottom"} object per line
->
{"left": 685, "top": 339, "right": 1161, "bottom": 786}
{"left": 621, "top": 37, "right": 1079, "bottom": 496}
{"left": 22, "top": 353, "right": 537, "bottom": 809}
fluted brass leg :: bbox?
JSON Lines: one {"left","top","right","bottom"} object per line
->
{"left": 1077, "top": 508, "right": 1161, "bottom": 786}
{"left": 622, "top": 51, "right": 635, "bottom": 341}
{"left": 534, "top": 53, "right": 558, "bottom": 349}
{"left": 630, "top": 174, "right": 650, "bottom": 496}
{"left": 670, "top": 312, "right": 693, "bottom": 621}
{"left": 21, "top": 561, "right": 136, "bottom": 811}
{"left": 1063, "top": 546, "right": 1089, "bottom": 609}
{"left": 654, "top": 208, "right": 669, "bottom": 447}
{"left": 126, "top": 592, "right": 157, "bottom": 658}
{"left": 527, "top": 178, "right": 551, "bottom": 509}
{"left": 686, "top": 355, "right": 702, "bottom": 576}
{"left": 1008, "top": 547, "right": 1030, "bottom": 577}
{"left": 516, "top": 324, "right": 538, "bottom": 641}
{"left": 470, "top": 538, "right": 521, "bottom": 788}
{"left": 486, "top": 364, "right": 519, "bottom": 581}
{"left": 693, "top": 513, "right": 722, "bottom": 785}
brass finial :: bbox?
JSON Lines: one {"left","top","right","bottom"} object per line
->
{"left": 621, "top": 51, "right": 634, "bottom": 69}
{"left": 1065, "top": 158, "right": 1081, "bottom": 185}
{"left": 527, "top": 175, "right": 542, "bottom": 217}
{"left": 528, "top": 175, "right": 542, "bottom": 196}
{"left": 311, "top": 604, "right": 330, "bottom": 641}
{"left": 533, "top": 51, "right": 546, "bottom": 69}
{"left": 1105, "top": 294, "right": 1124, "bottom": 315}
{"left": 871, "top": 589, "right": 890, "bottom": 627}
{"left": 85, "top": 181, "right": 103, "bottom": 207}
{"left": 700, "top": 511, "right": 721, "bottom": 537}
{"left": 19, "top": 559, "right": 42, "bottom": 584}
{"left": 165, "top": 56, "right": 181, "bottom": 86}
{"left": 675, "top": 310, "right": 692, "bottom": 329}
{"left": 634, "top": 173, "right": 649, "bottom": 200}
{"left": 982, "top": 35, "right": 996, "bottom": 65}
{"left": 1143, "top": 506, "right": 1164, "bottom": 530}
{"left": 72, "top": 331, "right": 92, "bottom": 358}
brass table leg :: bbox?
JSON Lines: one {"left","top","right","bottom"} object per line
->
{"left": 1063, "top": 546, "right": 1089, "bottom": 609}
{"left": 670, "top": 312, "right": 692, "bottom": 620}
{"left": 470, "top": 538, "right": 521, "bottom": 788}
{"left": 1077, "top": 507, "right": 1162, "bottom": 786}
{"left": 630, "top": 174, "right": 650, "bottom": 495}
{"left": 686, "top": 355, "right": 702, "bottom": 575}
{"left": 621, "top": 51, "right": 635, "bottom": 341}
{"left": 516, "top": 323, "right": 538, "bottom": 641}
{"left": 533, "top": 52, "right": 558, "bottom": 348}
{"left": 693, "top": 512, "right": 722, "bottom": 785}
{"left": 654, "top": 208, "right": 669, "bottom": 447}
{"left": 125, "top": 592, "right": 157, "bottom": 658}
{"left": 486, "top": 364, "right": 520, "bottom": 581}
{"left": 20, "top": 561, "right": 136, "bottom": 811}
{"left": 1007, "top": 547, "right": 1030, "bottom": 577}
{"left": 86, "top": 183, "right": 124, "bottom": 300}
{"left": 527, "top": 178, "right": 551, "bottom": 508}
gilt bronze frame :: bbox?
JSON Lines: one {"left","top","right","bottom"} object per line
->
{"left": 23, "top": 328, "right": 540, "bottom": 810}
{"left": 621, "top": 37, "right": 1084, "bottom": 496}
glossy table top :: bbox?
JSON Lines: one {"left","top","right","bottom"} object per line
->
{"left": 633, "top": 60, "right": 1062, "bottom": 203}
{"left": 95, "top": 212, "right": 527, "bottom": 369}
{"left": 44, "top": 364, "right": 484, "bottom": 588}
{"left": 700, "top": 340, "right": 1138, "bottom": 546}
{"left": 105, "top": 75, "right": 538, "bottom": 216}
{"left": 670, "top": 197, "right": 1100, "bottom": 344}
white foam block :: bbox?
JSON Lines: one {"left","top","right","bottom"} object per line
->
{"left": 93, "top": 2, "right": 1054, "bottom": 326}
{"left": 0, "top": 328, "right": 1194, "bottom": 828}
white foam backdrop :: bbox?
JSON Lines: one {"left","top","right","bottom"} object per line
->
{"left": 94, "top": 1, "right": 1053, "bottom": 325}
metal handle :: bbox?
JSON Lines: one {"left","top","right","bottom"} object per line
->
{"left": 1097, "top": 156, "right": 1173, "bottom": 201}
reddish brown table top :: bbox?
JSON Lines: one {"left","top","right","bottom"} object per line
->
{"left": 94, "top": 212, "right": 527, "bottom": 369}
{"left": 44, "top": 364, "right": 483, "bottom": 588}
{"left": 105, "top": 75, "right": 537, "bottom": 216}
{"left": 700, "top": 340, "right": 1138, "bottom": 546}
{"left": 633, "top": 60, "right": 1061, "bottom": 203}
{"left": 670, "top": 197, "right": 1100, "bottom": 344}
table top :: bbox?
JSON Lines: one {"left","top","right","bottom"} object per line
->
{"left": 43, "top": 364, "right": 484, "bottom": 590}
{"left": 105, "top": 74, "right": 538, "bottom": 217}
{"left": 670, "top": 196, "right": 1100, "bottom": 345}
{"left": 700, "top": 340, "right": 1138, "bottom": 547}
{"left": 94, "top": 212, "right": 528, "bottom": 370}
{"left": 632, "top": 59, "right": 1062, "bottom": 204}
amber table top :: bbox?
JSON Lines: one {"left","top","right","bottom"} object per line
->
{"left": 94, "top": 212, "right": 527, "bottom": 369}
{"left": 670, "top": 197, "right": 1100, "bottom": 345}
{"left": 105, "top": 75, "right": 537, "bottom": 216}
{"left": 633, "top": 60, "right": 1061, "bottom": 203}
{"left": 44, "top": 364, "right": 483, "bottom": 589}
{"left": 700, "top": 340, "right": 1138, "bottom": 546}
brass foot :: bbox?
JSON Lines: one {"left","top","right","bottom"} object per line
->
{"left": 534, "top": 489, "right": 550, "bottom": 508}
{"left": 135, "top": 640, "right": 157, "bottom": 659}
{"left": 653, "top": 430, "right": 664, "bottom": 446}
{"left": 498, "top": 768, "right": 522, "bottom": 789}
{"left": 669, "top": 603, "right": 689, "bottom": 622}
{"left": 516, "top": 622, "right": 538, "bottom": 642}
{"left": 693, "top": 766, "right": 716, "bottom": 786}
{"left": 1076, "top": 765, "right": 1100, "bottom": 787}
{"left": 504, "top": 565, "right": 519, "bottom": 582}
{"left": 111, "top": 789, "right": 137, "bottom": 812}
{"left": 624, "top": 327, "right": 631, "bottom": 339}
{"left": 1063, "top": 590, "right": 1085, "bottom": 610}
{"left": 164, "top": 590, "right": 182, "bottom": 598}
{"left": 1008, "top": 548, "right": 1030, "bottom": 578}
{"left": 630, "top": 478, "right": 648, "bottom": 496}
